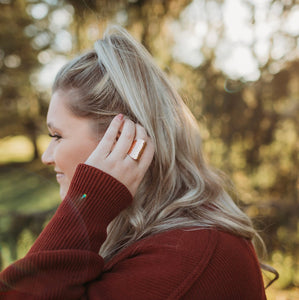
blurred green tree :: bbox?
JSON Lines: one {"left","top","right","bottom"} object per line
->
{"left": 0, "top": 0, "right": 43, "bottom": 159}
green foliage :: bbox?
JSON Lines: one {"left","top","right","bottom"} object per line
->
{"left": 0, "top": 0, "right": 42, "bottom": 159}
{"left": 0, "top": 160, "right": 59, "bottom": 266}
{"left": 0, "top": 161, "right": 59, "bottom": 213}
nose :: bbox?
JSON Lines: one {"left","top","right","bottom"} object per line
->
{"left": 41, "top": 142, "right": 54, "bottom": 166}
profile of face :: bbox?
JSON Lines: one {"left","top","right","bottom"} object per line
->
{"left": 42, "top": 90, "right": 99, "bottom": 199}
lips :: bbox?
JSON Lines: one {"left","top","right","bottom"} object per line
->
{"left": 55, "top": 172, "right": 64, "bottom": 183}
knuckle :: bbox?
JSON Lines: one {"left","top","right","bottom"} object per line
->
{"left": 124, "top": 118, "right": 134, "bottom": 125}
{"left": 105, "top": 130, "right": 117, "bottom": 142}
{"left": 124, "top": 119, "right": 135, "bottom": 129}
{"left": 124, "top": 131, "right": 134, "bottom": 140}
{"left": 136, "top": 123, "right": 146, "bottom": 133}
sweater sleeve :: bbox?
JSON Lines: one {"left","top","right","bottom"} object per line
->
{"left": 0, "top": 164, "right": 132, "bottom": 300}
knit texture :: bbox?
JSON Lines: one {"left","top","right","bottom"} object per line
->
{"left": 0, "top": 164, "right": 266, "bottom": 299}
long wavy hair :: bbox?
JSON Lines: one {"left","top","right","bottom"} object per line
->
{"left": 53, "top": 25, "right": 277, "bottom": 285}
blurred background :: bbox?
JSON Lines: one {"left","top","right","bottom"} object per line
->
{"left": 0, "top": 0, "right": 298, "bottom": 298}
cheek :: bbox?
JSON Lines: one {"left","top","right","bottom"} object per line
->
{"left": 55, "top": 140, "right": 97, "bottom": 178}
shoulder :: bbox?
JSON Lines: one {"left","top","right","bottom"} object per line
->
{"left": 106, "top": 228, "right": 260, "bottom": 275}
{"left": 133, "top": 228, "right": 257, "bottom": 264}
{"left": 157, "top": 228, "right": 265, "bottom": 299}
{"left": 104, "top": 228, "right": 266, "bottom": 299}
{"left": 146, "top": 228, "right": 265, "bottom": 299}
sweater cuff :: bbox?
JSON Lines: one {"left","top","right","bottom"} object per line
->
{"left": 67, "top": 163, "right": 133, "bottom": 225}
{"left": 28, "top": 164, "right": 133, "bottom": 254}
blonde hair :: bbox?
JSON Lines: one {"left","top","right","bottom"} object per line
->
{"left": 53, "top": 25, "right": 277, "bottom": 285}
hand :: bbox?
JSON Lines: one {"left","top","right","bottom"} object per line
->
{"left": 85, "top": 114, "right": 155, "bottom": 196}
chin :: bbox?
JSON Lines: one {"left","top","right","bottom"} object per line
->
{"left": 59, "top": 187, "right": 68, "bottom": 200}
{"left": 59, "top": 179, "right": 72, "bottom": 200}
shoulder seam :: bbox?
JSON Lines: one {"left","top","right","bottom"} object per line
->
{"left": 167, "top": 230, "right": 219, "bottom": 300}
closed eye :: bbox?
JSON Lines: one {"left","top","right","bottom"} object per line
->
{"left": 48, "top": 133, "right": 62, "bottom": 141}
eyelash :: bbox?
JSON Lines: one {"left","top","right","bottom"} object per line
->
{"left": 48, "top": 133, "right": 62, "bottom": 141}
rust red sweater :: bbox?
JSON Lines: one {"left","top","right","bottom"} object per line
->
{"left": 0, "top": 164, "right": 266, "bottom": 299}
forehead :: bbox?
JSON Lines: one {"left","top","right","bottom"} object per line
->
{"left": 47, "top": 90, "right": 71, "bottom": 120}
{"left": 49, "top": 88, "right": 71, "bottom": 109}
{"left": 47, "top": 90, "right": 81, "bottom": 126}
{"left": 46, "top": 90, "right": 100, "bottom": 137}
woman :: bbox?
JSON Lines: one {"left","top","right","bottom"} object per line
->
{"left": 0, "top": 26, "right": 275, "bottom": 299}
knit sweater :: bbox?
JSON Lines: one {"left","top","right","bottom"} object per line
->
{"left": 0, "top": 164, "right": 266, "bottom": 299}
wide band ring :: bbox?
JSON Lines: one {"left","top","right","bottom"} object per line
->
{"left": 128, "top": 139, "right": 147, "bottom": 161}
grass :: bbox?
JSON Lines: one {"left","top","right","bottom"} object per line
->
{"left": 0, "top": 159, "right": 60, "bottom": 268}
{"left": 0, "top": 136, "right": 60, "bottom": 267}
{"left": 0, "top": 135, "right": 59, "bottom": 212}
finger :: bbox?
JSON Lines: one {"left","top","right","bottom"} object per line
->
{"left": 111, "top": 119, "right": 136, "bottom": 159}
{"left": 135, "top": 123, "right": 148, "bottom": 140}
{"left": 95, "top": 114, "right": 124, "bottom": 157}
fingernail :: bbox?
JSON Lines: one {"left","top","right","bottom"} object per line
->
{"left": 116, "top": 114, "right": 124, "bottom": 121}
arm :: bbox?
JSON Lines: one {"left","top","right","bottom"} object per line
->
{"left": 0, "top": 164, "right": 132, "bottom": 299}
{"left": 0, "top": 115, "right": 155, "bottom": 299}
